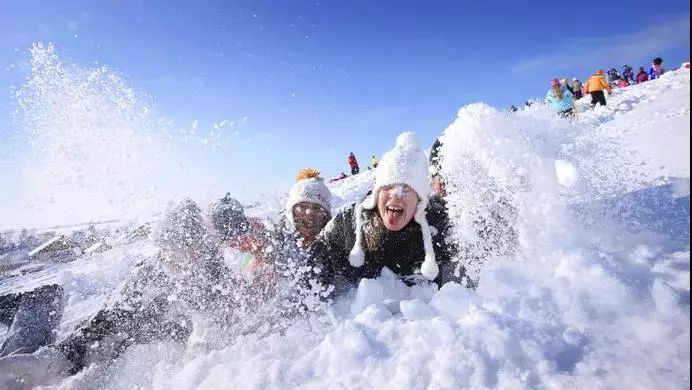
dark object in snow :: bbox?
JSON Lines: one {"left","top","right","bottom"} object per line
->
{"left": 0, "top": 284, "right": 65, "bottom": 357}
{"left": 211, "top": 193, "right": 250, "bottom": 240}
{"left": 28, "top": 235, "right": 81, "bottom": 263}
{"left": 329, "top": 172, "right": 349, "bottom": 183}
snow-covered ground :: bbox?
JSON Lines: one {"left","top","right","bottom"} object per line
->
{"left": 1, "top": 50, "right": 689, "bottom": 389}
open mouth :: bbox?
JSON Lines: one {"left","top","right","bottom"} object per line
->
{"left": 384, "top": 205, "right": 405, "bottom": 226}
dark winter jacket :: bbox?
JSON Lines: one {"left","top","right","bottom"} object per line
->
{"left": 308, "top": 195, "right": 461, "bottom": 296}
{"left": 636, "top": 71, "right": 649, "bottom": 83}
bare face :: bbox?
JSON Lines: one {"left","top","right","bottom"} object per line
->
{"left": 292, "top": 202, "right": 330, "bottom": 244}
{"left": 377, "top": 184, "right": 419, "bottom": 231}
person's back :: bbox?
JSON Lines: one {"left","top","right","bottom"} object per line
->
{"left": 636, "top": 68, "right": 649, "bottom": 83}
{"left": 584, "top": 72, "right": 610, "bottom": 93}
{"left": 584, "top": 70, "right": 611, "bottom": 107}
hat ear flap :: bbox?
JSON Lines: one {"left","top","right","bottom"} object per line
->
{"left": 414, "top": 205, "right": 439, "bottom": 281}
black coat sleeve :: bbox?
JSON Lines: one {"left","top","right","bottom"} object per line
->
{"left": 308, "top": 206, "right": 355, "bottom": 292}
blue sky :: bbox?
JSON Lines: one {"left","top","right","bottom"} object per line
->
{"left": 0, "top": 0, "right": 689, "bottom": 225}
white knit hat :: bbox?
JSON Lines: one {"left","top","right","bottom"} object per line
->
{"left": 285, "top": 169, "right": 332, "bottom": 226}
{"left": 348, "top": 132, "right": 439, "bottom": 280}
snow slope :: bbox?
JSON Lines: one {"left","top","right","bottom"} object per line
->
{"left": 2, "top": 53, "right": 690, "bottom": 389}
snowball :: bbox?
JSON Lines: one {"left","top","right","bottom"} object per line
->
{"left": 554, "top": 159, "right": 578, "bottom": 187}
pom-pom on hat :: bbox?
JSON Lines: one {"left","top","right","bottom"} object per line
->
{"left": 348, "top": 132, "right": 439, "bottom": 280}
{"left": 286, "top": 168, "right": 332, "bottom": 225}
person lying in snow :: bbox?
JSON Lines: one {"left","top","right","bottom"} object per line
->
{"left": 0, "top": 284, "right": 65, "bottom": 357}
{"left": 0, "top": 199, "right": 250, "bottom": 387}
{"left": 210, "top": 169, "right": 334, "bottom": 314}
{"left": 307, "top": 132, "right": 461, "bottom": 297}
{"left": 266, "top": 168, "right": 336, "bottom": 311}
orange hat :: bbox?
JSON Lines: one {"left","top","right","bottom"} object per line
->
{"left": 296, "top": 168, "right": 321, "bottom": 181}
{"left": 596, "top": 69, "right": 604, "bottom": 75}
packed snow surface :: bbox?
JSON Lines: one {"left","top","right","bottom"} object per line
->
{"left": 1, "top": 45, "right": 689, "bottom": 389}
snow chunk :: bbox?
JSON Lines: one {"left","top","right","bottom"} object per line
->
{"left": 555, "top": 159, "right": 578, "bottom": 187}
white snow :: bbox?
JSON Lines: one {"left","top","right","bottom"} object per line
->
{"left": 1, "top": 61, "right": 690, "bottom": 389}
{"left": 555, "top": 159, "right": 578, "bottom": 188}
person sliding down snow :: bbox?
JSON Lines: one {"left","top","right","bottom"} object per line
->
{"left": 262, "top": 168, "right": 334, "bottom": 313}
{"left": 307, "top": 132, "right": 460, "bottom": 298}
{"left": 210, "top": 193, "right": 269, "bottom": 273}
{"left": 0, "top": 199, "right": 243, "bottom": 387}
{"left": 209, "top": 169, "right": 334, "bottom": 316}
{"left": 545, "top": 78, "right": 576, "bottom": 118}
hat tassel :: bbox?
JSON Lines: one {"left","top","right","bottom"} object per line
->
{"left": 415, "top": 208, "right": 439, "bottom": 280}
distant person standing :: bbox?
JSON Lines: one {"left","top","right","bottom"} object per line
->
{"left": 560, "top": 78, "right": 574, "bottom": 94}
{"left": 607, "top": 68, "right": 620, "bottom": 84}
{"left": 370, "top": 155, "right": 379, "bottom": 169}
{"left": 649, "top": 57, "right": 665, "bottom": 80}
{"left": 583, "top": 69, "right": 611, "bottom": 108}
{"left": 636, "top": 67, "right": 649, "bottom": 83}
{"left": 622, "top": 64, "right": 634, "bottom": 82}
{"left": 571, "top": 78, "right": 583, "bottom": 99}
{"left": 348, "top": 152, "right": 360, "bottom": 175}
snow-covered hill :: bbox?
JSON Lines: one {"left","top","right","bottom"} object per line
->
{"left": 1, "top": 66, "right": 689, "bottom": 389}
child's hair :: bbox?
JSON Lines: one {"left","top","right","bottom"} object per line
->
{"left": 552, "top": 84, "right": 564, "bottom": 100}
{"left": 653, "top": 57, "right": 663, "bottom": 65}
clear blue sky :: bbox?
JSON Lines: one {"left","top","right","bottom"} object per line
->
{"left": 0, "top": 0, "right": 689, "bottom": 224}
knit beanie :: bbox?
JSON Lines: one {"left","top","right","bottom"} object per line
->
{"left": 551, "top": 79, "right": 560, "bottom": 87}
{"left": 348, "top": 132, "right": 439, "bottom": 280}
{"left": 211, "top": 193, "right": 250, "bottom": 239}
{"left": 286, "top": 168, "right": 332, "bottom": 225}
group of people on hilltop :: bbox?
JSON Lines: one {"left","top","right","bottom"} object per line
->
{"left": 606, "top": 58, "right": 666, "bottom": 85}
{"left": 544, "top": 56, "right": 667, "bottom": 117}
{"left": 1, "top": 132, "right": 516, "bottom": 387}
